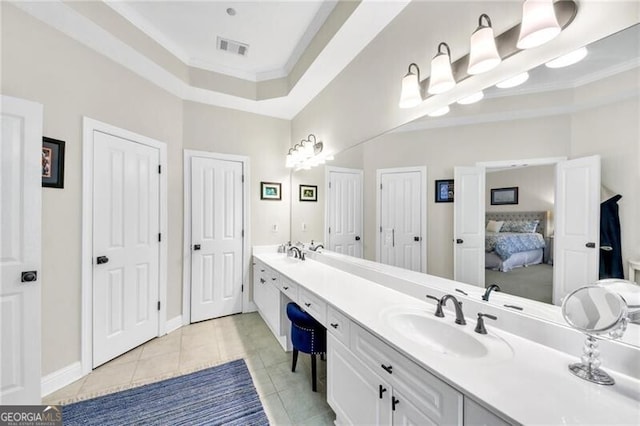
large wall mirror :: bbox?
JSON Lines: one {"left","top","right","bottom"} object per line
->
{"left": 289, "top": 24, "right": 639, "bottom": 338}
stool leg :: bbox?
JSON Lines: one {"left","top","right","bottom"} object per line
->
{"left": 292, "top": 349, "right": 299, "bottom": 373}
{"left": 311, "top": 354, "right": 317, "bottom": 392}
{"left": 320, "top": 353, "right": 325, "bottom": 361}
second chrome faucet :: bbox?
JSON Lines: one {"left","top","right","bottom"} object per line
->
{"left": 427, "top": 294, "right": 466, "bottom": 325}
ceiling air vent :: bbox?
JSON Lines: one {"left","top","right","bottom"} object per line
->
{"left": 217, "top": 37, "right": 249, "bottom": 57}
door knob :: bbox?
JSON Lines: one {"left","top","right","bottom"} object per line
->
{"left": 456, "top": 239, "right": 464, "bottom": 244}
{"left": 585, "top": 242, "right": 596, "bottom": 248}
{"left": 355, "top": 236, "right": 361, "bottom": 241}
{"left": 193, "top": 244, "right": 201, "bottom": 251}
{"left": 96, "top": 256, "right": 109, "bottom": 265}
{"left": 21, "top": 271, "right": 37, "bottom": 283}
{"left": 414, "top": 236, "right": 421, "bottom": 242}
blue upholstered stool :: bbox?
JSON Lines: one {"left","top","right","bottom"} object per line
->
{"left": 286, "top": 302, "right": 326, "bottom": 392}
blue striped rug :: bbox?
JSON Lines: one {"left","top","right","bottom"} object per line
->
{"left": 62, "top": 359, "right": 268, "bottom": 425}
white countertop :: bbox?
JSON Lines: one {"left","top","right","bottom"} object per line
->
{"left": 254, "top": 252, "right": 640, "bottom": 425}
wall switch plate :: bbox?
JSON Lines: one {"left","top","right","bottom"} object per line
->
{"left": 272, "top": 224, "right": 278, "bottom": 232}
{"left": 302, "top": 222, "right": 307, "bottom": 231}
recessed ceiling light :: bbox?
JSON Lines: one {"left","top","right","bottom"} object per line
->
{"left": 428, "top": 105, "right": 450, "bottom": 117}
{"left": 545, "top": 47, "right": 588, "bottom": 68}
{"left": 457, "top": 91, "right": 484, "bottom": 105}
{"left": 496, "top": 72, "right": 529, "bottom": 89}
{"left": 226, "top": 8, "right": 236, "bottom": 16}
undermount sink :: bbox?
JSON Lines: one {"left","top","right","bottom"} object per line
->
{"left": 382, "top": 307, "right": 513, "bottom": 360}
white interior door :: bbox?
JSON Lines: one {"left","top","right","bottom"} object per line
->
{"left": 378, "top": 169, "right": 425, "bottom": 272}
{"left": 454, "top": 167, "right": 485, "bottom": 287}
{"left": 0, "top": 95, "right": 42, "bottom": 404}
{"left": 190, "top": 156, "right": 243, "bottom": 322}
{"left": 553, "top": 155, "right": 600, "bottom": 305}
{"left": 92, "top": 132, "right": 160, "bottom": 367}
{"left": 326, "top": 168, "right": 363, "bottom": 257}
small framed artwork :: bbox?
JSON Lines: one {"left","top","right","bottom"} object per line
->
{"left": 435, "top": 179, "right": 454, "bottom": 203}
{"left": 491, "top": 187, "right": 519, "bottom": 205}
{"left": 299, "top": 184, "right": 318, "bottom": 202}
{"left": 260, "top": 182, "right": 282, "bottom": 200}
{"left": 42, "top": 137, "right": 66, "bottom": 188}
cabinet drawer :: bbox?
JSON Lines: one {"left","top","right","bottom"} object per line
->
{"left": 350, "top": 324, "right": 462, "bottom": 425}
{"left": 327, "top": 306, "right": 350, "bottom": 347}
{"left": 298, "top": 287, "right": 326, "bottom": 325}
{"left": 277, "top": 277, "right": 298, "bottom": 302}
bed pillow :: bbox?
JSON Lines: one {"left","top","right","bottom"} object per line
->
{"left": 501, "top": 220, "right": 539, "bottom": 233}
{"left": 486, "top": 220, "right": 504, "bottom": 233}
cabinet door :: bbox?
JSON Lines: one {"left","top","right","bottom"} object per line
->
{"left": 392, "top": 387, "right": 439, "bottom": 426}
{"left": 252, "top": 262, "right": 268, "bottom": 312}
{"left": 327, "top": 335, "right": 392, "bottom": 426}
{"left": 464, "top": 398, "right": 512, "bottom": 426}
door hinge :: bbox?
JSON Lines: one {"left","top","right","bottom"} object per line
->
{"left": 157, "top": 301, "right": 161, "bottom": 311}
{"left": 328, "top": 227, "right": 331, "bottom": 234}
{"left": 329, "top": 182, "right": 332, "bottom": 189}
{"left": 380, "top": 226, "right": 382, "bottom": 233}
{"left": 241, "top": 284, "right": 244, "bottom": 292}
{"left": 158, "top": 165, "right": 162, "bottom": 174}
{"left": 241, "top": 175, "right": 245, "bottom": 183}
{"left": 380, "top": 183, "right": 383, "bottom": 190}
{"left": 158, "top": 233, "right": 162, "bottom": 242}
{"left": 241, "top": 229, "right": 244, "bottom": 237}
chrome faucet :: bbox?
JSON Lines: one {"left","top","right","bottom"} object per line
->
{"left": 288, "top": 246, "right": 305, "bottom": 260}
{"left": 310, "top": 244, "right": 324, "bottom": 252}
{"left": 440, "top": 294, "right": 466, "bottom": 325}
{"left": 482, "top": 284, "right": 501, "bottom": 301}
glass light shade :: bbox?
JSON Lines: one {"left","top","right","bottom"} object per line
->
{"left": 428, "top": 53, "right": 456, "bottom": 94}
{"left": 517, "top": 0, "right": 561, "bottom": 49}
{"left": 301, "top": 140, "right": 315, "bottom": 158}
{"left": 285, "top": 153, "right": 295, "bottom": 168}
{"left": 457, "top": 91, "right": 484, "bottom": 105}
{"left": 428, "top": 105, "right": 450, "bottom": 117}
{"left": 545, "top": 47, "right": 588, "bottom": 68}
{"left": 496, "top": 72, "right": 529, "bottom": 88}
{"left": 399, "top": 71, "right": 422, "bottom": 108}
{"left": 468, "top": 26, "right": 501, "bottom": 74}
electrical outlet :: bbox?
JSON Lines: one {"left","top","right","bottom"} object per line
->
{"left": 272, "top": 224, "right": 278, "bottom": 232}
{"left": 302, "top": 222, "right": 307, "bottom": 231}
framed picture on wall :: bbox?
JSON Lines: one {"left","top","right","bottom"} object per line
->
{"left": 260, "top": 182, "right": 282, "bottom": 200}
{"left": 491, "top": 187, "right": 519, "bottom": 205}
{"left": 435, "top": 179, "right": 454, "bottom": 203}
{"left": 299, "top": 185, "right": 317, "bottom": 202}
{"left": 42, "top": 137, "right": 65, "bottom": 188}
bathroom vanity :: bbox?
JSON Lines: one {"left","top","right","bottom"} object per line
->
{"left": 252, "top": 247, "right": 640, "bottom": 425}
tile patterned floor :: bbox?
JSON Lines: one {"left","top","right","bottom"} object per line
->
{"left": 44, "top": 312, "right": 335, "bottom": 425}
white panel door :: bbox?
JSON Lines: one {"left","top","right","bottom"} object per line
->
{"left": 327, "top": 168, "right": 363, "bottom": 257}
{"left": 454, "top": 167, "right": 485, "bottom": 287}
{"left": 93, "top": 132, "right": 160, "bottom": 367}
{"left": 553, "top": 156, "right": 600, "bottom": 305}
{"left": 190, "top": 157, "right": 243, "bottom": 322}
{"left": 379, "top": 170, "right": 423, "bottom": 272}
{"left": 0, "top": 95, "right": 42, "bottom": 404}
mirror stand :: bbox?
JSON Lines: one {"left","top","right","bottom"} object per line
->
{"left": 568, "top": 334, "right": 615, "bottom": 386}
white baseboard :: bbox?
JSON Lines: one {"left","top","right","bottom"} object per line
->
{"left": 41, "top": 361, "right": 83, "bottom": 397}
{"left": 244, "top": 301, "right": 258, "bottom": 313}
{"left": 166, "top": 315, "right": 183, "bottom": 334}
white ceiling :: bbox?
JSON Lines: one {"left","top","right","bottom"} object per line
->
{"left": 106, "top": 0, "right": 337, "bottom": 81}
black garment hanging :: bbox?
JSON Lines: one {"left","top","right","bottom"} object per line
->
{"left": 599, "top": 194, "right": 623, "bottom": 279}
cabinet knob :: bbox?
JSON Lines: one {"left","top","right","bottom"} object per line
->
{"left": 378, "top": 384, "right": 387, "bottom": 399}
{"left": 330, "top": 323, "right": 339, "bottom": 329}
{"left": 283, "top": 286, "right": 289, "bottom": 290}
{"left": 586, "top": 242, "right": 596, "bottom": 248}
{"left": 304, "top": 302, "right": 312, "bottom": 308}
{"left": 392, "top": 396, "right": 400, "bottom": 411}
{"left": 381, "top": 364, "right": 393, "bottom": 374}
{"left": 260, "top": 278, "right": 266, "bottom": 284}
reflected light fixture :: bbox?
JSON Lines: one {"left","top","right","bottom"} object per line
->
{"left": 399, "top": 63, "right": 422, "bottom": 108}
{"left": 285, "top": 134, "right": 332, "bottom": 170}
{"left": 468, "top": 14, "right": 501, "bottom": 75}
{"left": 457, "top": 91, "right": 484, "bottom": 105}
{"left": 545, "top": 46, "right": 588, "bottom": 68}
{"left": 517, "top": 0, "right": 561, "bottom": 49}
{"left": 428, "top": 43, "right": 456, "bottom": 95}
{"left": 496, "top": 72, "right": 529, "bottom": 88}
{"left": 427, "top": 105, "right": 450, "bottom": 117}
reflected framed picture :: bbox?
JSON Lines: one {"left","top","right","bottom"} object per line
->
{"left": 435, "top": 179, "right": 454, "bottom": 203}
{"left": 260, "top": 181, "right": 281, "bottom": 200}
{"left": 491, "top": 187, "right": 519, "bottom": 205}
{"left": 299, "top": 184, "right": 317, "bottom": 202}
{"left": 42, "top": 137, "right": 65, "bottom": 188}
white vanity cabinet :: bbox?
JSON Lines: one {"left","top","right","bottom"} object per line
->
{"left": 463, "top": 398, "right": 511, "bottom": 426}
{"left": 252, "top": 260, "right": 288, "bottom": 349}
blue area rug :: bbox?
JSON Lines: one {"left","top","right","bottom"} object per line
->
{"left": 62, "top": 359, "right": 268, "bottom": 425}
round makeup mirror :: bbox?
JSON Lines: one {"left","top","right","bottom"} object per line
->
{"left": 562, "top": 285, "right": 627, "bottom": 334}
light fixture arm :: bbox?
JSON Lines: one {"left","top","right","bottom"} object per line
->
{"left": 478, "top": 13, "right": 492, "bottom": 28}
{"left": 407, "top": 62, "right": 420, "bottom": 80}
{"left": 436, "top": 42, "right": 451, "bottom": 58}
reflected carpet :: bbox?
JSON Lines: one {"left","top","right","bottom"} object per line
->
{"left": 62, "top": 359, "right": 268, "bottom": 425}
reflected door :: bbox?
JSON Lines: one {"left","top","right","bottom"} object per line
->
{"left": 1, "top": 95, "right": 42, "bottom": 404}
{"left": 326, "top": 168, "right": 363, "bottom": 257}
{"left": 454, "top": 167, "right": 485, "bottom": 287}
{"left": 92, "top": 131, "right": 160, "bottom": 368}
{"left": 190, "top": 157, "right": 243, "bottom": 322}
{"left": 553, "top": 155, "right": 600, "bottom": 305}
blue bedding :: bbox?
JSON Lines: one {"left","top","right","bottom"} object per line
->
{"left": 486, "top": 232, "right": 546, "bottom": 260}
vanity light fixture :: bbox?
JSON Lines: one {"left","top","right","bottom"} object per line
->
{"left": 545, "top": 46, "right": 588, "bottom": 68}
{"left": 428, "top": 43, "right": 456, "bottom": 95}
{"left": 468, "top": 14, "right": 501, "bottom": 75}
{"left": 457, "top": 91, "right": 484, "bottom": 105}
{"left": 496, "top": 71, "right": 529, "bottom": 88}
{"left": 285, "top": 134, "right": 332, "bottom": 170}
{"left": 517, "top": 0, "right": 561, "bottom": 49}
{"left": 399, "top": 63, "right": 422, "bottom": 108}
{"left": 427, "top": 105, "right": 450, "bottom": 117}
